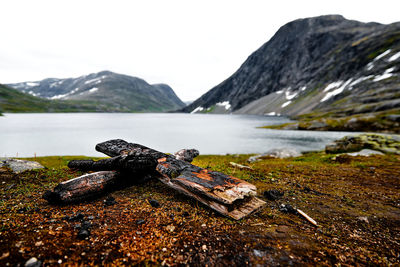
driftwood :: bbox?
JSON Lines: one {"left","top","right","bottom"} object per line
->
{"left": 45, "top": 140, "right": 265, "bottom": 220}
{"left": 94, "top": 140, "right": 265, "bottom": 220}
{"left": 43, "top": 171, "right": 121, "bottom": 204}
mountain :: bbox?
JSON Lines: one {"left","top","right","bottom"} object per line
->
{"left": 0, "top": 84, "right": 116, "bottom": 112}
{"left": 182, "top": 15, "right": 400, "bottom": 124}
{"left": 7, "top": 71, "right": 185, "bottom": 112}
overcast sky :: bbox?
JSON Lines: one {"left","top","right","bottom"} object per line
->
{"left": 1, "top": 0, "right": 399, "bottom": 101}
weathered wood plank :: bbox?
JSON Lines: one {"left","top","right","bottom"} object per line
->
{"left": 43, "top": 171, "right": 121, "bottom": 204}
{"left": 96, "top": 140, "right": 266, "bottom": 219}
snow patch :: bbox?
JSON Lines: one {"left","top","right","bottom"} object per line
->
{"left": 285, "top": 91, "right": 297, "bottom": 100}
{"left": 50, "top": 93, "right": 70, "bottom": 100}
{"left": 300, "top": 86, "right": 307, "bottom": 91}
{"left": 276, "top": 90, "right": 284, "bottom": 94}
{"left": 26, "top": 82, "right": 39, "bottom": 87}
{"left": 84, "top": 75, "right": 107, "bottom": 85}
{"left": 28, "top": 90, "right": 38, "bottom": 96}
{"left": 50, "top": 82, "right": 58, "bottom": 88}
{"left": 349, "top": 76, "right": 373, "bottom": 88}
{"left": 375, "top": 49, "right": 392, "bottom": 60}
{"left": 281, "top": 101, "right": 291, "bottom": 108}
{"left": 266, "top": 112, "right": 276, "bottom": 116}
{"left": 190, "top": 106, "right": 204, "bottom": 114}
{"left": 321, "top": 79, "right": 353, "bottom": 102}
{"left": 323, "top": 81, "right": 343, "bottom": 92}
{"left": 89, "top": 87, "right": 98, "bottom": 93}
{"left": 388, "top": 51, "right": 400, "bottom": 62}
{"left": 216, "top": 101, "right": 231, "bottom": 110}
{"left": 373, "top": 67, "right": 395, "bottom": 82}
{"left": 366, "top": 62, "right": 374, "bottom": 70}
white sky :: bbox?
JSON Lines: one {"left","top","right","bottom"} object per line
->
{"left": 1, "top": 0, "right": 399, "bottom": 101}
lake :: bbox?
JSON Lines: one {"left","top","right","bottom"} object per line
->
{"left": 0, "top": 113, "right": 353, "bottom": 157}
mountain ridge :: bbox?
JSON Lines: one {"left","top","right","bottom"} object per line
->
{"left": 7, "top": 71, "right": 185, "bottom": 113}
{"left": 181, "top": 15, "right": 400, "bottom": 124}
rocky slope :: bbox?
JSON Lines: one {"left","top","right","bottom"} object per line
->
{"left": 182, "top": 15, "right": 400, "bottom": 122}
{"left": 7, "top": 71, "right": 185, "bottom": 112}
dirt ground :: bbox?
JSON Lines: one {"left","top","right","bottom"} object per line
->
{"left": 1, "top": 153, "right": 399, "bottom": 266}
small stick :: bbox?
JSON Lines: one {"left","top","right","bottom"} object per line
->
{"left": 229, "top": 162, "right": 253, "bottom": 170}
{"left": 296, "top": 208, "right": 318, "bottom": 226}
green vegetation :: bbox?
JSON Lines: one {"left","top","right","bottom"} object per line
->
{"left": 262, "top": 109, "right": 400, "bottom": 133}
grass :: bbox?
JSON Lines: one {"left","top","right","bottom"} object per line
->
{"left": 1, "top": 153, "right": 399, "bottom": 265}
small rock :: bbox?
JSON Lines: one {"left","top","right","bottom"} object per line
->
{"left": 35, "top": 241, "right": 43, "bottom": 247}
{"left": 87, "top": 216, "right": 95, "bottom": 220}
{"left": 104, "top": 196, "right": 117, "bottom": 206}
{"left": 0, "top": 158, "right": 44, "bottom": 174}
{"left": 148, "top": 199, "right": 160, "bottom": 208}
{"left": 77, "top": 229, "right": 90, "bottom": 239}
{"left": 263, "top": 190, "right": 284, "bottom": 201}
{"left": 357, "top": 216, "right": 369, "bottom": 223}
{"left": 25, "top": 257, "right": 42, "bottom": 267}
{"left": 68, "top": 212, "right": 84, "bottom": 221}
{"left": 135, "top": 219, "right": 145, "bottom": 225}
{"left": 174, "top": 149, "right": 200, "bottom": 163}
{"left": 346, "top": 149, "right": 384, "bottom": 156}
{"left": 162, "top": 247, "right": 167, "bottom": 252}
{"left": 279, "top": 204, "right": 297, "bottom": 214}
{"left": 165, "top": 225, "right": 175, "bottom": 232}
{"left": 253, "top": 249, "right": 265, "bottom": 257}
{"left": 248, "top": 148, "right": 301, "bottom": 162}
{"left": 202, "top": 244, "right": 207, "bottom": 251}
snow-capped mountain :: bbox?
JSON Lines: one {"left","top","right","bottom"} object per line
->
{"left": 182, "top": 15, "right": 400, "bottom": 118}
{"left": 8, "top": 71, "right": 185, "bottom": 112}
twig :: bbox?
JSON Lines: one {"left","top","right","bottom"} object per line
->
{"left": 296, "top": 208, "right": 318, "bottom": 226}
{"left": 229, "top": 162, "right": 253, "bottom": 170}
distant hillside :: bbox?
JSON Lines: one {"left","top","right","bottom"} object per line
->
{"left": 182, "top": 15, "right": 400, "bottom": 120}
{"left": 7, "top": 71, "right": 185, "bottom": 112}
{"left": 0, "top": 84, "right": 120, "bottom": 112}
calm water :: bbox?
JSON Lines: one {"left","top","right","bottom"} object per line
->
{"left": 0, "top": 113, "right": 353, "bottom": 157}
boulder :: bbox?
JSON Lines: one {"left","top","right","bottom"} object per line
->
{"left": 346, "top": 149, "right": 384, "bottom": 156}
{"left": 0, "top": 158, "right": 44, "bottom": 174}
{"left": 325, "top": 134, "right": 400, "bottom": 154}
{"left": 248, "top": 148, "right": 302, "bottom": 162}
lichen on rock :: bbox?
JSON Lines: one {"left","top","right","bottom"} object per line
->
{"left": 325, "top": 133, "right": 400, "bottom": 154}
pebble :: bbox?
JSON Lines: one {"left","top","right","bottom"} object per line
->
{"left": 68, "top": 212, "right": 84, "bottom": 221}
{"left": 104, "top": 196, "right": 117, "bottom": 206}
{"left": 25, "top": 257, "right": 42, "bottom": 267}
{"left": 202, "top": 244, "right": 207, "bottom": 251}
{"left": 264, "top": 190, "right": 284, "bottom": 201}
{"left": 148, "top": 199, "right": 160, "bottom": 208}
{"left": 166, "top": 225, "right": 175, "bottom": 232}
{"left": 357, "top": 216, "right": 369, "bottom": 223}
{"left": 77, "top": 229, "right": 90, "bottom": 239}
{"left": 279, "top": 204, "right": 297, "bottom": 214}
{"left": 253, "top": 249, "right": 264, "bottom": 257}
{"left": 135, "top": 219, "right": 145, "bottom": 225}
